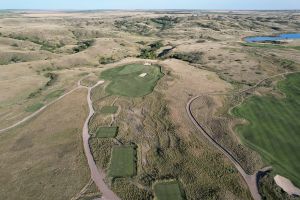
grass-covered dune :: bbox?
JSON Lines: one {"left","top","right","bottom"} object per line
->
{"left": 232, "top": 73, "right": 300, "bottom": 187}
{"left": 100, "top": 64, "right": 164, "bottom": 97}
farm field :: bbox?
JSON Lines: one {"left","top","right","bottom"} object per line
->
{"left": 153, "top": 181, "right": 183, "bottom": 200}
{"left": 232, "top": 73, "right": 300, "bottom": 187}
{"left": 100, "top": 64, "right": 164, "bottom": 97}
{"left": 108, "top": 146, "right": 136, "bottom": 177}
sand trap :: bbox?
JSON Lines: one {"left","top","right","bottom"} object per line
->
{"left": 144, "top": 62, "right": 151, "bottom": 66}
{"left": 274, "top": 175, "right": 300, "bottom": 196}
{"left": 139, "top": 73, "right": 147, "bottom": 77}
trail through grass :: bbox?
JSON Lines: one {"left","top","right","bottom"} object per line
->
{"left": 232, "top": 73, "right": 300, "bottom": 187}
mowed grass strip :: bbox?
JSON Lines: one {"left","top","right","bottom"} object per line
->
{"left": 95, "top": 127, "right": 118, "bottom": 138}
{"left": 44, "top": 89, "right": 65, "bottom": 100}
{"left": 108, "top": 146, "right": 136, "bottom": 177}
{"left": 25, "top": 102, "right": 44, "bottom": 112}
{"left": 232, "top": 73, "right": 300, "bottom": 187}
{"left": 100, "top": 64, "right": 163, "bottom": 97}
{"left": 100, "top": 106, "right": 118, "bottom": 114}
{"left": 154, "top": 180, "right": 183, "bottom": 200}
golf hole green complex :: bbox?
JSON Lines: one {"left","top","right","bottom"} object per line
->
{"left": 232, "top": 73, "right": 300, "bottom": 187}
{"left": 154, "top": 180, "right": 184, "bottom": 200}
{"left": 108, "top": 146, "right": 137, "bottom": 177}
{"left": 100, "top": 64, "right": 163, "bottom": 97}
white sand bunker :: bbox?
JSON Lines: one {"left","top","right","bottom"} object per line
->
{"left": 274, "top": 175, "right": 300, "bottom": 196}
{"left": 139, "top": 73, "right": 147, "bottom": 78}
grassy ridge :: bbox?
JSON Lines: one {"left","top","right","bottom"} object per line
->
{"left": 232, "top": 73, "right": 300, "bottom": 187}
{"left": 100, "top": 64, "right": 164, "bottom": 97}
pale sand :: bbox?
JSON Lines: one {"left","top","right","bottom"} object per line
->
{"left": 139, "top": 73, "right": 147, "bottom": 77}
{"left": 274, "top": 175, "right": 300, "bottom": 196}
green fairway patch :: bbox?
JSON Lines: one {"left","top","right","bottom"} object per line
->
{"left": 154, "top": 180, "right": 183, "bottom": 200}
{"left": 45, "top": 89, "right": 65, "bottom": 100}
{"left": 95, "top": 127, "right": 118, "bottom": 138}
{"left": 25, "top": 102, "right": 44, "bottom": 112}
{"left": 100, "top": 64, "right": 163, "bottom": 97}
{"left": 108, "top": 146, "right": 136, "bottom": 177}
{"left": 100, "top": 106, "right": 118, "bottom": 114}
{"left": 232, "top": 73, "right": 300, "bottom": 187}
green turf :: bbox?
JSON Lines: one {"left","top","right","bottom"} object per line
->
{"left": 242, "top": 42, "right": 300, "bottom": 51}
{"left": 232, "top": 73, "right": 300, "bottom": 187}
{"left": 95, "top": 127, "right": 118, "bottom": 138}
{"left": 100, "top": 106, "right": 118, "bottom": 114}
{"left": 100, "top": 64, "right": 164, "bottom": 97}
{"left": 44, "top": 89, "right": 65, "bottom": 100}
{"left": 108, "top": 146, "right": 136, "bottom": 177}
{"left": 25, "top": 102, "right": 44, "bottom": 112}
{"left": 154, "top": 180, "right": 183, "bottom": 200}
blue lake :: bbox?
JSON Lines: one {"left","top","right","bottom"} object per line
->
{"left": 245, "top": 33, "right": 300, "bottom": 43}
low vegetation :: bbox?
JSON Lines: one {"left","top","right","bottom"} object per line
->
{"left": 139, "top": 41, "right": 163, "bottom": 59}
{"left": 100, "top": 106, "right": 118, "bottom": 114}
{"left": 169, "top": 52, "right": 203, "bottom": 64}
{"left": 99, "top": 56, "right": 116, "bottom": 64}
{"left": 73, "top": 39, "right": 94, "bottom": 53}
{"left": 25, "top": 102, "right": 44, "bottom": 112}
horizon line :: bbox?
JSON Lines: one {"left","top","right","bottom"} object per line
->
{"left": 1, "top": 9, "right": 300, "bottom": 11}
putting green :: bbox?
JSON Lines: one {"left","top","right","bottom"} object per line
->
{"left": 100, "top": 64, "right": 163, "bottom": 97}
{"left": 108, "top": 146, "right": 136, "bottom": 177}
{"left": 232, "top": 73, "right": 300, "bottom": 187}
{"left": 95, "top": 127, "right": 118, "bottom": 138}
{"left": 154, "top": 180, "right": 183, "bottom": 200}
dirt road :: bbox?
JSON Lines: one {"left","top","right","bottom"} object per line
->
{"left": 81, "top": 80, "right": 121, "bottom": 200}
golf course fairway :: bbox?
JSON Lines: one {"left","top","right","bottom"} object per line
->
{"left": 232, "top": 73, "right": 300, "bottom": 187}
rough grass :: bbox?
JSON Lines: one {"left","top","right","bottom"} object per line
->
{"left": 100, "top": 64, "right": 164, "bottom": 97}
{"left": 232, "top": 73, "right": 300, "bottom": 187}
{"left": 153, "top": 180, "right": 184, "bottom": 200}
{"left": 108, "top": 146, "right": 137, "bottom": 178}
{"left": 25, "top": 102, "right": 44, "bottom": 112}
{"left": 258, "top": 172, "right": 299, "bottom": 200}
{"left": 100, "top": 106, "right": 118, "bottom": 114}
{"left": 0, "top": 89, "right": 90, "bottom": 200}
{"left": 95, "top": 127, "right": 118, "bottom": 138}
{"left": 44, "top": 89, "right": 65, "bottom": 100}
{"left": 242, "top": 42, "right": 300, "bottom": 51}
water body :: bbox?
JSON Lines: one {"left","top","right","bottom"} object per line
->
{"left": 245, "top": 33, "right": 300, "bottom": 43}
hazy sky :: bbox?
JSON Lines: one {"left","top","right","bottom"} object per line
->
{"left": 0, "top": 0, "right": 299, "bottom": 10}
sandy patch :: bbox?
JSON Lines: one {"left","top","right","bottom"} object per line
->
{"left": 274, "top": 175, "right": 300, "bottom": 196}
{"left": 139, "top": 73, "right": 147, "bottom": 78}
